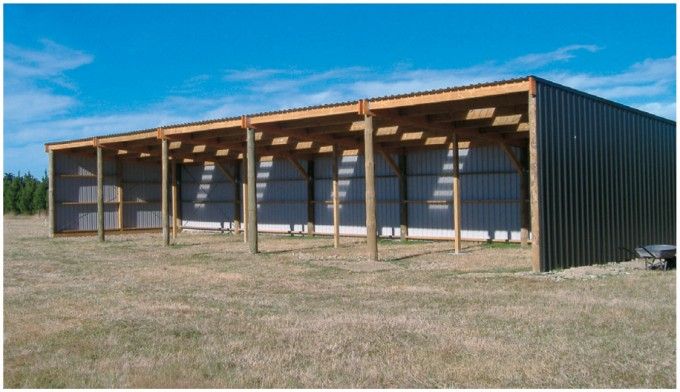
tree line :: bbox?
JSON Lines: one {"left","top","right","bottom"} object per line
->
{"left": 4, "top": 172, "right": 48, "bottom": 215}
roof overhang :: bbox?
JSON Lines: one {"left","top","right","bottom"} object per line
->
{"left": 45, "top": 77, "right": 533, "bottom": 163}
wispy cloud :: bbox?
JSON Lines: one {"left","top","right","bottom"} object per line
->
{"left": 4, "top": 39, "right": 94, "bottom": 126}
{"left": 509, "top": 44, "right": 601, "bottom": 68}
{"left": 4, "top": 42, "right": 675, "bottom": 175}
{"left": 5, "top": 39, "right": 93, "bottom": 81}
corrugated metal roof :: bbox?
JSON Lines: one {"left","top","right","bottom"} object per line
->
{"left": 45, "top": 76, "right": 531, "bottom": 147}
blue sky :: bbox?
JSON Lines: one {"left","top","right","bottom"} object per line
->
{"left": 3, "top": 4, "right": 676, "bottom": 175}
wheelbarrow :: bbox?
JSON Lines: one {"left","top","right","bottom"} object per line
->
{"left": 622, "top": 244, "right": 676, "bottom": 270}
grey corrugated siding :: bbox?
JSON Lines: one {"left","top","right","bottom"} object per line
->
{"left": 407, "top": 146, "right": 521, "bottom": 240}
{"left": 536, "top": 80, "right": 676, "bottom": 271}
{"left": 54, "top": 153, "right": 164, "bottom": 231}
{"left": 121, "top": 161, "right": 164, "bottom": 229}
{"left": 54, "top": 147, "right": 522, "bottom": 239}
{"left": 256, "top": 159, "right": 307, "bottom": 233}
{"left": 181, "top": 163, "right": 236, "bottom": 230}
{"left": 314, "top": 154, "right": 400, "bottom": 236}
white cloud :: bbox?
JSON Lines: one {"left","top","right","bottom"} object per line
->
{"left": 5, "top": 39, "right": 93, "bottom": 80}
{"left": 509, "top": 44, "right": 601, "bottom": 68}
{"left": 4, "top": 40, "right": 94, "bottom": 127}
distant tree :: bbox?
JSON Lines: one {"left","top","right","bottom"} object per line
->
{"left": 32, "top": 172, "right": 48, "bottom": 213}
{"left": 17, "top": 172, "right": 37, "bottom": 214}
{"left": 4, "top": 171, "right": 49, "bottom": 215}
{"left": 4, "top": 173, "right": 16, "bottom": 212}
{"left": 5, "top": 173, "right": 23, "bottom": 214}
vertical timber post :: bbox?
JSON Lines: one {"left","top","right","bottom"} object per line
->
{"left": 528, "top": 77, "right": 541, "bottom": 272}
{"left": 48, "top": 150, "right": 55, "bottom": 237}
{"left": 234, "top": 162, "right": 241, "bottom": 234}
{"left": 361, "top": 100, "right": 378, "bottom": 261}
{"left": 398, "top": 153, "right": 408, "bottom": 241}
{"left": 161, "top": 138, "right": 169, "bottom": 246}
{"left": 307, "top": 160, "right": 315, "bottom": 236}
{"left": 116, "top": 159, "right": 124, "bottom": 231}
{"left": 96, "top": 143, "right": 105, "bottom": 242}
{"left": 241, "top": 157, "right": 248, "bottom": 242}
{"left": 171, "top": 161, "right": 178, "bottom": 239}
{"left": 246, "top": 125, "right": 258, "bottom": 253}
{"left": 452, "top": 135, "right": 462, "bottom": 253}
{"left": 332, "top": 146, "right": 340, "bottom": 248}
{"left": 520, "top": 147, "right": 530, "bottom": 247}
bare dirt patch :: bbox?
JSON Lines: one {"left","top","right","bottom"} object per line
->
{"left": 4, "top": 215, "right": 676, "bottom": 388}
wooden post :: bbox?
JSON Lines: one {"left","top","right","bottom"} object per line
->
{"left": 171, "top": 161, "right": 178, "bottom": 239}
{"left": 234, "top": 162, "right": 241, "bottom": 234}
{"left": 452, "top": 136, "right": 461, "bottom": 253}
{"left": 332, "top": 146, "right": 340, "bottom": 248}
{"left": 520, "top": 147, "right": 530, "bottom": 247}
{"left": 364, "top": 114, "right": 378, "bottom": 261}
{"left": 241, "top": 157, "right": 248, "bottom": 242}
{"left": 48, "top": 150, "right": 55, "bottom": 238}
{"left": 398, "top": 153, "right": 408, "bottom": 241}
{"left": 246, "top": 127, "right": 258, "bottom": 253}
{"left": 116, "top": 160, "right": 124, "bottom": 231}
{"left": 161, "top": 138, "right": 169, "bottom": 246}
{"left": 96, "top": 145, "right": 105, "bottom": 242}
{"left": 307, "top": 159, "right": 315, "bottom": 236}
{"left": 528, "top": 78, "right": 541, "bottom": 272}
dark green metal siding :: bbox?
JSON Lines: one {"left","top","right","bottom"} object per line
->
{"left": 536, "top": 79, "right": 676, "bottom": 271}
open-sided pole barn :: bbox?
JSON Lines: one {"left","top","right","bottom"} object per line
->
{"left": 44, "top": 77, "right": 676, "bottom": 271}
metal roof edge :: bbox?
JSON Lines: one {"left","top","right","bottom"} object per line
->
{"left": 532, "top": 75, "right": 676, "bottom": 125}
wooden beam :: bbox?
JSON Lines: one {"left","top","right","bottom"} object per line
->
{"left": 116, "top": 160, "right": 124, "bottom": 231}
{"left": 286, "top": 156, "right": 310, "bottom": 180}
{"left": 234, "top": 162, "right": 241, "bottom": 233}
{"left": 161, "top": 139, "right": 170, "bottom": 246}
{"left": 452, "top": 136, "right": 461, "bottom": 253}
{"left": 163, "top": 118, "right": 242, "bottom": 137}
{"left": 45, "top": 138, "right": 97, "bottom": 152}
{"left": 246, "top": 127, "right": 258, "bottom": 253}
{"left": 250, "top": 103, "right": 359, "bottom": 125}
{"left": 528, "top": 80, "right": 541, "bottom": 272}
{"left": 520, "top": 147, "right": 530, "bottom": 247}
{"left": 499, "top": 142, "right": 523, "bottom": 174}
{"left": 370, "top": 79, "right": 530, "bottom": 110}
{"left": 96, "top": 146, "right": 105, "bottom": 242}
{"left": 374, "top": 109, "right": 514, "bottom": 144}
{"left": 364, "top": 113, "right": 378, "bottom": 261}
{"left": 99, "top": 131, "right": 157, "bottom": 145}
{"left": 399, "top": 153, "right": 408, "bottom": 241}
{"left": 332, "top": 146, "right": 340, "bottom": 248}
{"left": 252, "top": 122, "right": 359, "bottom": 151}
{"left": 307, "top": 160, "right": 315, "bottom": 236}
{"left": 48, "top": 150, "right": 55, "bottom": 238}
{"left": 378, "top": 149, "right": 402, "bottom": 178}
{"left": 171, "top": 161, "right": 178, "bottom": 239}
{"left": 241, "top": 158, "right": 248, "bottom": 243}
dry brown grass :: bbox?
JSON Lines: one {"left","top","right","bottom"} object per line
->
{"left": 3, "top": 215, "right": 676, "bottom": 388}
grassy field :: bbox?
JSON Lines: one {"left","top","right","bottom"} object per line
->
{"left": 3, "top": 215, "right": 676, "bottom": 388}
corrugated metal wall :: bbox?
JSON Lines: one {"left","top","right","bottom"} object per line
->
{"left": 314, "top": 153, "right": 400, "bottom": 236}
{"left": 54, "top": 153, "right": 163, "bottom": 232}
{"left": 55, "top": 147, "right": 522, "bottom": 240}
{"left": 256, "top": 159, "right": 308, "bottom": 233}
{"left": 122, "top": 161, "right": 164, "bottom": 229}
{"left": 181, "top": 163, "right": 237, "bottom": 231}
{"left": 536, "top": 79, "right": 676, "bottom": 271}
{"left": 406, "top": 146, "right": 521, "bottom": 240}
